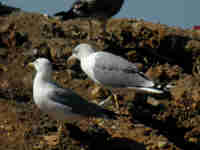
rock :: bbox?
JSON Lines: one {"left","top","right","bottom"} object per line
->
{"left": 0, "top": 64, "right": 8, "bottom": 72}
{"left": 66, "top": 69, "right": 77, "bottom": 80}
{"left": 0, "top": 48, "right": 8, "bottom": 58}
{"left": 134, "top": 63, "right": 144, "bottom": 71}
{"left": 39, "top": 47, "right": 51, "bottom": 58}
{"left": 147, "top": 97, "right": 160, "bottom": 107}
{"left": 67, "top": 56, "right": 80, "bottom": 70}
{"left": 23, "top": 48, "right": 39, "bottom": 57}
{"left": 126, "top": 50, "right": 137, "bottom": 61}
{"left": 34, "top": 42, "right": 52, "bottom": 59}
{"left": 188, "top": 137, "right": 198, "bottom": 143}
{"left": 157, "top": 141, "right": 168, "bottom": 148}
{"left": 144, "top": 127, "right": 152, "bottom": 136}
{"left": 50, "top": 47, "right": 63, "bottom": 59}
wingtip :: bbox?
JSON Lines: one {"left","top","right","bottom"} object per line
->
{"left": 128, "top": 86, "right": 164, "bottom": 94}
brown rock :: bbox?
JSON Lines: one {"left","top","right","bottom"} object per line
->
{"left": 67, "top": 56, "right": 80, "bottom": 69}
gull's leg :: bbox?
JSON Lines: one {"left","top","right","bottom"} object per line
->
{"left": 57, "top": 120, "right": 68, "bottom": 137}
{"left": 98, "top": 95, "right": 112, "bottom": 106}
{"left": 57, "top": 120, "right": 63, "bottom": 136}
{"left": 99, "top": 90, "right": 120, "bottom": 110}
{"left": 113, "top": 94, "right": 120, "bottom": 109}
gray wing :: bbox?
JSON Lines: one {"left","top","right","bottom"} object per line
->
{"left": 93, "top": 52, "right": 155, "bottom": 88}
{"left": 48, "top": 84, "right": 116, "bottom": 119}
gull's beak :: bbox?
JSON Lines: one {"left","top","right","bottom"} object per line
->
{"left": 27, "top": 62, "right": 35, "bottom": 69}
{"left": 67, "top": 55, "right": 76, "bottom": 62}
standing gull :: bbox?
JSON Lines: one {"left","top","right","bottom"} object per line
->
{"left": 28, "top": 58, "right": 116, "bottom": 135}
{"left": 68, "top": 43, "right": 168, "bottom": 107}
{"left": 54, "top": 0, "right": 124, "bottom": 39}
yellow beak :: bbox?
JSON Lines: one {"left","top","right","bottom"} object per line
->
{"left": 27, "top": 62, "right": 34, "bottom": 68}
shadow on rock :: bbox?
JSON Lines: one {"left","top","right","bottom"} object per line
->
{"left": 129, "top": 93, "right": 198, "bottom": 150}
{"left": 66, "top": 123, "right": 146, "bottom": 150}
{"left": 158, "top": 35, "right": 192, "bottom": 73}
{"left": 0, "top": 88, "right": 31, "bottom": 103}
{"left": 103, "top": 33, "right": 192, "bottom": 73}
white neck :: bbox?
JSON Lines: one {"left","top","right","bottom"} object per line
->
{"left": 78, "top": 49, "right": 95, "bottom": 61}
{"left": 33, "top": 70, "right": 52, "bottom": 104}
{"left": 33, "top": 71, "right": 52, "bottom": 90}
{"left": 35, "top": 70, "right": 52, "bottom": 81}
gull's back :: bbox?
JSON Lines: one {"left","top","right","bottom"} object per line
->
{"left": 83, "top": 51, "right": 155, "bottom": 88}
{"left": 46, "top": 84, "right": 117, "bottom": 120}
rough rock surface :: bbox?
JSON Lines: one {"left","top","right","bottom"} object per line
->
{"left": 0, "top": 8, "right": 200, "bottom": 150}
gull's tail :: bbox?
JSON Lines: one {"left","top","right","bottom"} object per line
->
{"left": 129, "top": 82, "right": 172, "bottom": 95}
{"left": 127, "top": 71, "right": 173, "bottom": 95}
{"left": 54, "top": 10, "right": 78, "bottom": 20}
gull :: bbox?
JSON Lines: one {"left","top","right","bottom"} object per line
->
{"left": 0, "top": 2, "right": 20, "bottom": 16}
{"left": 28, "top": 58, "right": 117, "bottom": 135}
{"left": 68, "top": 43, "right": 169, "bottom": 108}
{"left": 54, "top": 0, "right": 124, "bottom": 39}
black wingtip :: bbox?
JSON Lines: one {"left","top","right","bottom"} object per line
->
{"left": 149, "top": 85, "right": 172, "bottom": 99}
{"left": 54, "top": 10, "right": 78, "bottom": 20}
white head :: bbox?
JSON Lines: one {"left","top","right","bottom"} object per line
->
{"left": 29, "top": 58, "right": 52, "bottom": 73}
{"left": 69, "top": 43, "right": 95, "bottom": 61}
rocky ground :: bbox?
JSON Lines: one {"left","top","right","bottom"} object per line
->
{"left": 0, "top": 6, "right": 200, "bottom": 150}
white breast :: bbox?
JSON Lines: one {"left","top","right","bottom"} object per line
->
{"left": 80, "top": 53, "right": 100, "bottom": 84}
{"left": 33, "top": 73, "right": 51, "bottom": 109}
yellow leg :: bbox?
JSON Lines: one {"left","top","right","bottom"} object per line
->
{"left": 113, "top": 94, "right": 120, "bottom": 109}
{"left": 99, "top": 93, "right": 119, "bottom": 109}
{"left": 57, "top": 121, "right": 68, "bottom": 136}
{"left": 57, "top": 120, "right": 63, "bottom": 136}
